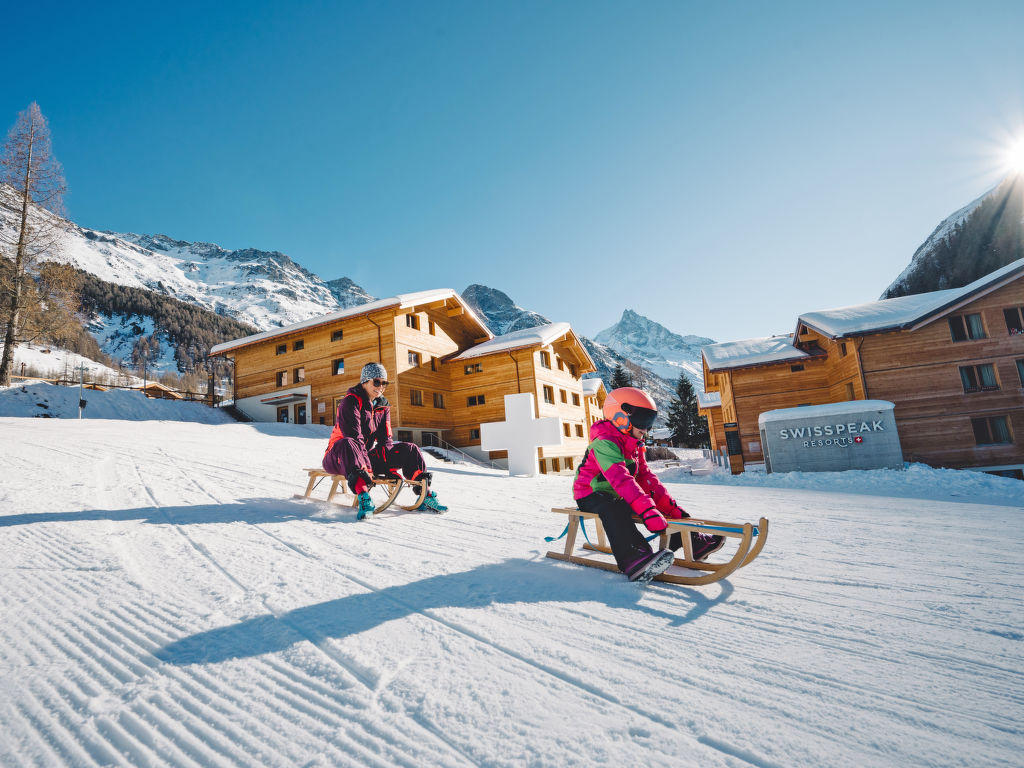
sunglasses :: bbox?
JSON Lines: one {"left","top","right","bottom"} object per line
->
{"left": 371, "top": 378, "right": 389, "bottom": 388}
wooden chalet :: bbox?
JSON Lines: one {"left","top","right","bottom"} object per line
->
{"left": 703, "top": 258, "right": 1024, "bottom": 477}
{"left": 209, "top": 290, "right": 597, "bottom": 473}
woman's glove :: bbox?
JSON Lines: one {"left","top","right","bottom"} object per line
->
{"left": 640, "top": 507, "right": 668, "bottom": 533}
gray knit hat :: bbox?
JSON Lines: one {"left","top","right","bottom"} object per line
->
{"left": 360, "top": 362, "right": 388, "bottom": 384}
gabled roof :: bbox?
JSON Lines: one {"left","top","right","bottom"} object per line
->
{"left": 209, "top": 289, "right": 492, "bottom": 356}
{"left": 452, "top": 322, "right": 596, "bottom": 373}
{"left": 796, "top": 257, "right": 1024, "bottom": 339}
{"left": 702, "top": 335, "right": 814, "bottom": 373}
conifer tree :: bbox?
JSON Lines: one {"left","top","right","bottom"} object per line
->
{"left": 610, "top": 363, "right": 632, "bottom": 389}
{"left": 666, "top": 374, "right": 710, "bottom": 448}
{"left": 0, "top": 103, "right": 70, "bottom": 385}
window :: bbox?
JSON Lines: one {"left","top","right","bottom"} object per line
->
{"left": 410, "top": 389, "right": 423, "bottom": 406}
{"left": 543, "top": 385, "right": 554, "bottom": 404}
{"left": 276, "top": 343, "right": 287, "bottom": 355}
{"left": 293, "top": 339, "right": 304, "bottom": 351}
{"left": 949, "top": 313, "right": 986, "bottom": 342}
{"left": 575, "top": 424, "right": 584, "bottom": 437}
{"left": 540, "top": 351, "right": 551, "bottom": 369}
{"left": 332, "top": 358, "right": 344, "bottom": 376}
{"left": 566, "top": 457, "right": 573, "bottom": 470}
{"left": 1017, "top": 359, "right": 1024, "bottom": 386}
{"left": 406, "top": 314, "right": 420, "bottom": 330}
{"left": 294, "top": 367, "right": 305, "bottom": 383}
{"left": 331, "top": 329, "right": 344, "bottom": 342}
{"left": 276, "top": 371, "right": 287, "bottom": 387}
{"left": 1004, "top": 307, "right": 1024, "bottom": 335}
{"left": 569, "top": 363, "right": 576, "bottom": 377}
{"left": 552, "top": 458, "right": 561, "bottom": 472}
{"left": 959, "top": 364, "right": 998, "bottom": 393}
{"left": 560, "top": 389, "right": 567, "bottom": 404}
{"left": 295, "top": 404, "right": 307, "bottom": 425}
{"left": 470, "top": 428, "right": 480, "bottom": 440}
{"left": 468, "top": 394, "right": 486, "bottom": 406}
{"left": 430, "top": 357, "right": 437, "bottom": 372}
{"left": 429, "top": 320, "right": 436, "bottom": 335}
{"left": 790, "top": 364, "right": 804, "bottom": 372}
{"left": 572, "top": 393, "right": 580, "bottom": 406}
{"left": 408, "top": 351, "right": 421, "bottom": 366}
{"left": 971, "top": 415, "right": 1012, "bottom": 445}
{"left": 397, "top": 430, "right": 414, "bottom": 442}
{"left": 840, "top": 342, "right": 848, "bottom": 357}
{"left": 464, "top": 363, "right": 483, "bottom": 375}
{"left": 433, "top": 392, "right": 445, "bottom": 409}
{"left": 277, "top": 406, "right": 289, "bottom": 423}
{"left": 557, "top": 358, "right": 564, "bottom": 371}
{"left": 563, "top": 423, "right": 571, "bottom": 437}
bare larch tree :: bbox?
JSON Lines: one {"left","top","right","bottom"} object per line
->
{"left": 0, "top": 103, "right": 72, "bottom": 386}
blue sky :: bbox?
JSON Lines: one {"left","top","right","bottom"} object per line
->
{"left": 2, "top": 0, "right": 1023, "bottom": 343}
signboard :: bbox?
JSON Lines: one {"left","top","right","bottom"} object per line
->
{"left": 758, "top": 400, "right": 902, "bottom": 474}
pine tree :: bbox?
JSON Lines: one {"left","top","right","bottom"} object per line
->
{"left": 666, "top": 375, "right": 710, "bottom": 448}
{"left": 610, "top": 363, "right": 632, "bottom": 389}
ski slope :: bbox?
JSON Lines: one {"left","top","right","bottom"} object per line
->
{"left": 0, "top": 418, "right": 1021, "bottom": 767}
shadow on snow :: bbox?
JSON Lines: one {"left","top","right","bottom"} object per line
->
{"left": 156, "top": 558, "right": 733, "bottom": 665}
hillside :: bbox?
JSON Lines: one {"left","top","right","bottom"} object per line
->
{"left": 883, "top": 175, "right": 1024, "bottom": 297}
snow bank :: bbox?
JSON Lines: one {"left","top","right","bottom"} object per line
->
{"left": 659, "top": 460, "right": 1024, "bottom": 506}
{"left": 0, "top": 381, "right": 233, "bottom": 423}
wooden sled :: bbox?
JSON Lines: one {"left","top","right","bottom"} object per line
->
{"left": 546, "top": 507, "right": 768, "bottom": 586}
{"left": 295, "top": 468, "right": 429, "bottom": 514}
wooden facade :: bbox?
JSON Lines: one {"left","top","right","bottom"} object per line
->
{"left": 703, "top": 263, "right": 1024, "bottom": 477}
{"left": 210, "top": 291, "right": 597, "bottom": 472}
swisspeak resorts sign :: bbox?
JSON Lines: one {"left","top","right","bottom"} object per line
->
{"left": 758, "top": 400, "right": 903, "bottom": 473}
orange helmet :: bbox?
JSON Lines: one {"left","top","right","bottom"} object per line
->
{"left": 603, "top": 387, "right": 658, "bottom": 433}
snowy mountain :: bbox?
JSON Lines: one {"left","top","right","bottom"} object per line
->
{"left": 460, "top": 285, "right": 679, "bottom": 420}
{"left": 0, "top": 183, "right": 374, "bottom": 333}
{"left": 594, "top": 309, "right": 714, "bottom": 388}
{"left": 461, "top": 284, "right": 552, "bottom": 334}
{"left": 883, "top": 175, "right": 1024, "bottom": 298}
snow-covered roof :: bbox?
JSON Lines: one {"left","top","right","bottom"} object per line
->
{"left": 209, "top": 289, "right": 492, "bottom": 355}
{"left": 702, "top": 335, "right": 812, "bottom": 373}
{"left": 649, "top": 427, "right": 672, "bottom": 440}
{"left": 581, "top": 378, "right": 604, "bottom": 396}
{"left": 758, "top": 400, "right": 895, "bottom": 425}
{"left": 798, "top": 257, "right": 1024, "bottom": 339}
{"left": 697, "top": 390, "right": 721, "bottom": 409}
{"left": 453, "top": 322, "right": 583, "bottom": 362}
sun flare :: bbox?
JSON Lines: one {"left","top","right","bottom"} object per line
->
{"left": 1005, "top": 136, "right": 1024, "bottom": 175}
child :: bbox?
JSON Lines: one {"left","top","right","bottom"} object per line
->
{"left": 573, "top": 386, "right": 723, "bottom": 584}
{"left": 323, "top": 362, "right": 447, "bottom": 519}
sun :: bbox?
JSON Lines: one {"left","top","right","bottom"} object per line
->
{"left": 1005, "top": 136, "right": 1024, "bottom": 175}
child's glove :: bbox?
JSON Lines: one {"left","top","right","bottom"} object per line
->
{"left": 640, "top": 507, "right": 668, "bottom": 533}
{"left": 665, "top": 499, "right": 689, "bottom": 520}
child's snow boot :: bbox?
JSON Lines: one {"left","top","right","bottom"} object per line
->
{"left": 691, "top": 532, "right": 725, "bottom": 561}
{"left": 627, "top": 548, "right": 674, "bottom": 586}
{"left": 417, "top": 490, "right": 447, "bottom": 513}
{"left": 356, "top": 491, "right": 375, "bottom": 520}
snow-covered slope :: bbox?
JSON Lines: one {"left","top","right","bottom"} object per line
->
{"left": 883, "top": 175, "right": 1024, "bottom": 298}
{"left": 0, "top": 184, "right": 374, "bottom": 333}
{"left": 594, "top": 309, "right": 714, "bottom": 387}
{"left": 0, "top": 418, "right": 1020, "bottom": 767}
{"left": 0, "top": 342, "right": 141, "bottom": 385}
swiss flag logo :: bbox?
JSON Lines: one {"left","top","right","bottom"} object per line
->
{"left": 854, "top": 436, "right": 863, "bottom": 444}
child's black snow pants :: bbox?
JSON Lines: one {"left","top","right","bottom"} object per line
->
{"left": 576, "top": 492, "right": 685, "bottom": 576}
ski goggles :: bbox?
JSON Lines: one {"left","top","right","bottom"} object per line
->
{"left": 623, "top": 405, "right": 657, "bottom": 431}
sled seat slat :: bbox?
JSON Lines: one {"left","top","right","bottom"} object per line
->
{"left": 547, "top": 507, "right": 768, "bottom": 587}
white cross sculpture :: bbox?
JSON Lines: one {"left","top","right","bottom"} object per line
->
{"left": 480, "top": 393, "right": 563, "bottom": 477}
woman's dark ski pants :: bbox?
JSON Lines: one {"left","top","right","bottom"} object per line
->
{"left": 576, "top": 492, "right": 684, "bottom": 577}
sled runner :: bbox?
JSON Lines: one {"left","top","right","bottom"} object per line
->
{"left": 546, "top": 507, "right": 768, "bottom": 586}
{"left": 296, "top": 468, "right": 430, "bottom": 514}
